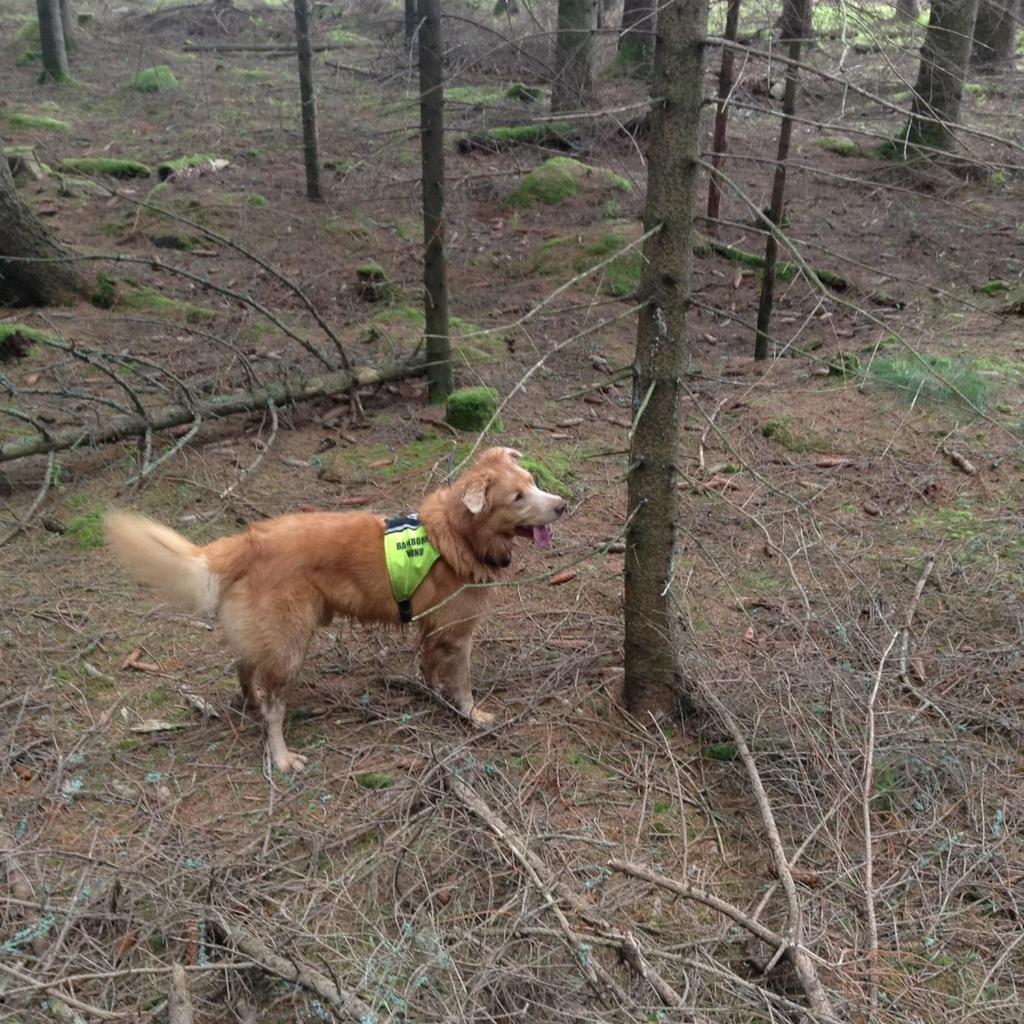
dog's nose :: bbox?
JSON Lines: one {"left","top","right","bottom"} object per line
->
{"left": 553, "top": 498, "right": 567, "bottom": 517}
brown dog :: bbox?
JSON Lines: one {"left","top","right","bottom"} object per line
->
{"left": 105, "top": 447, "right": 566, "bottom": 772}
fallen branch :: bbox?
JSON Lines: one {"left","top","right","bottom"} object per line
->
{"left": 183, "top": 42, "right": 344, "bottom": 53}
{"left": 696, "top": 234, "right": 848, "bottom": 291}
{"left": 208, "top": 914, "right": 379, "bottom": 1022}
{"left": 0, "top": 360, "right": 424, "bottom": 465}
{"left": 445, "top": 767, "right": 631, "bottom": 1006}
{"left": 705, "top": 693, "right": 838, "bottom": 1021}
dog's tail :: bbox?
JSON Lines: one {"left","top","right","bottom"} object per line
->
{"left": 105, "top": 511, "right": 219, "bottom": 614}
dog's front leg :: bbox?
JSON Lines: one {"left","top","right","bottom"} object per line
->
{"left": 420, "top": 623, "right": 492, "bottom": 726}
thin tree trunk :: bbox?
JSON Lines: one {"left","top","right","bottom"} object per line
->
{"left": 0, "top": 146, "right": 85, "bottom": 305}
{"left": 36, "top": 0, "right": 70, "bottom": 82}
{"left": 706, "top": 0, "right": 742, "bottom": 238}
{"left": 623, "top": 0, "right": 708, "bottom": 720}
{"left": 552, "top": 0, "right": 595, "bottom": 112}
{"left": 617, "top": 0, "right": 655, "bottom": 75}
{"left": 970, "top": 0, "right": 1019, "bottom": 70}
{"left": 405, "top": 0, "right": 417, "bottom": 46}
{"left": 754, "top": 0, "right": 808, "bottom": 361}
{"left": 292, "top": 0, "right": 322, "bottom": 201}
{"left": 58, "top": 0, "right": 74, "bottom": 51}
{"left": 417, "top": 0, "right": 452, "bottom": 402}
{"left": 903, "top": 0, "right": 981, "bottom": 152}
{"left": 896, "top": 0, "right": 920, "bottom": 20}
{"left": 0, "top": 359, "right": 425, "bottom": 464}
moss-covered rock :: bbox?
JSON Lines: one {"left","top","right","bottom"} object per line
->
{"left": 157, "top": 153, "right": 221, "bottom": 180}
{"left": 129, "top": 65, "right": 179, "bottom": 93}
{"left": 60, "top": 157, "right": 152, "bottom": 179}
{"left": 445, "top": 386, "right": 502, "bottom": 432}
{"left": 510, "top": 157, "right": 631, "bottom": 208}
{"left": 518, "top": 452, "right": 573, "bottom": 497}
{"left": 122, "top": 285, "right": 216, "bottom": 323}
{"left": 8, "top": 112, "right": 70, "bottom": 132}
{"left": 355, "top": 262, "right": 393, "bottom": 303}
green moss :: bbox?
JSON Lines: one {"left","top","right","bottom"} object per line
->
{"left": 447, "top": 85, "right": 505, "bottom": 105}
{"left": 518, "top": 452, "right": 573, "bottom": 497}
{"left": 156, "top": 153, "right": 220, "bottom": 180}
{"left": 445, "top": 386, "right": 502, "bottom": 432}
{"left": 0, "top": 322, "right": 51, "bottom": 348}
{"left": 67, "top": 509, "right": 105, "bottom": 549}
{"left": 355, "top": 262, "right": 393, "bottom": 302}
{"left": 122, "top": 286, "right": 217, "bottom": 323}
{"left": 8, "top": 112, "right": 70, "bottom": 132}
{"left": 327, "top": 28, "right": 372, "bottom": 45}
{"left": 60, "top": 157, "right": 151, "bottom": 179}
{"left": 246, "top": 192, "right": 268, "bottom": 207}
{"left": 129, "top": 65, "right": 179, "bottom": 93}
{"left": 16, "top": 50, "right": 40, "bottom": 66}
{"left": 510, "top": 157, "right": 631, "bottom": 208}
{"left": 92, "top": 272, "right": 117, "bottom": 309}
{"left": 762, "top": 417, "right": 830, "bottom": 453}
{"left": 505, "top": 82, "right": 544, "bottom": 102}
{"left": 703, "top": 742, "right": 739, "bottom": 762}
{"left": 486, "top": 121, "right": 576, "bottom": 145}
{"left": 828, "top": 352, "right": 862, "bottom": 378}
{"left": 16, "top": 18, "right": 40, "bottom": 45}
{"left": 355, "top": 771, "right": 395, "bottom": 789}
{"left": 532, "top": 230, "right": 643, "bottom": 298}
{"left": 816, "top": 135, "right": 862, "bottom": 157}
{"left": 151, "top": 234, "right": 194, "bottom": 251}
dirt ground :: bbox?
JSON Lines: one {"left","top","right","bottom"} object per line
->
{"left": 1, "top": 1, "right": 1023, "bottom": 1021}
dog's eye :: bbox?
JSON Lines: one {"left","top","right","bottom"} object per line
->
{"left": 513, "top": 491, "right": 523, "bottom": 502}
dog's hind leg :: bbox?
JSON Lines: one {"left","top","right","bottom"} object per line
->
{"left": 235, "top": 659, "right": 257, "bottom": 710}
{"left": 260, "top": 685, "right": 307, "bottom": 775}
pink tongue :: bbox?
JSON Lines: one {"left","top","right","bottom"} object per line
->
{"left": 532, "top": 525, "right": 553, "bottom": 548}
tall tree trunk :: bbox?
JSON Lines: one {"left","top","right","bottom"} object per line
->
{"left": 902, "top": 0, "right": 981, "bottom": 152}
{"left": 896, "top": 0, "right": 920, "bottom": 20}
{"left": 754, "top": 0, "right": 808, "bottom": 361}
{"left": 617, "top": 0, "right": 655, "bottom": 75}
{"left": 417, "top": 0, "right": 452, "bottom": 402}
{"left": 0, "top": 146, "right": 86, "bottom": 305}
{"left": 36, "top": 0, "right": 70, "bottom": 83}
{"left": 57, "top": 0, "right": 74, "bottom": 51}
{"left": 552, "top": 0, "right": 595, "bottom": 112}
{"left": 970, "top": 0, "right": 1020, "bottom": 70}
{"left": 623, "top": 0, "right": 707, "bottom": 720}
{"left": 292, "top": 0, "right": 322, "bottom": 201}
{"left": 706, "top": 0, "right": 742, "bottom": 237}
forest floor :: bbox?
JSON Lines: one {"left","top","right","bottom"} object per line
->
{"left": 1, "top": 1, "right": 1023, "bottom": 1022}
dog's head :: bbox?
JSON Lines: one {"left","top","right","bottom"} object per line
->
{"left": 457, "top": 447, "right": 567, "bottom": 551}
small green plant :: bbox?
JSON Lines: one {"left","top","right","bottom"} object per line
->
{"left": 868, "top": 355, "right": 992, "bottom": 410}
{"left": 67, "top": 509, "right": 105, "bottom": 548}
{"left": 355, "top": 262, "right": 393, "bottom": 303}
{"left": 92, "top": 272, "right": 118, "bottom": 309}
{"left": 762, "top": 417, "right": 830, "bottom": 453}
{"left": 355, "top": 771, "right": 395, "bottom": 789}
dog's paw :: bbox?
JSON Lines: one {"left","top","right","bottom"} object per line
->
{"left": 468, "top": 706, "right": 495, "bottom": 728}
{"left": 275, "top": 750, "right": 309, "bottom": 774}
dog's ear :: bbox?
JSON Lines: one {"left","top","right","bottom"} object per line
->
{"left": 462, "top": 476, "right": 490, "bottom": 515}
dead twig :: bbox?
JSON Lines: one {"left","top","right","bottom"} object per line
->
{"left": 167, "top": 963, "right": 193, "bottom": 1024}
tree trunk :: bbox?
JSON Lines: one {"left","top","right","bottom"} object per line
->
{"left": 292, "top": 0, "right": 322, "bottom": 201}
{"left": 36, "top": 0, "right": 70, "bottom": 83}
{"left": 895, "top": 0, "right": 920, "bottom": 20}
{"left": 617, "top": 0, "right": 655, "bottom": 75}
{"left": 754, "top": 0, "right": 808, "bottom": 361}
{"left": 58, "top": 0, "right": 74, "bottom": 51}
{"left": 0, "top": 146, "right": 86, "bottom": 305}
{"left": 623, "top": 0, "right": 707, "bottom": 720}
{"left": 706, "top": 0, "right": 742, "bottom": 237}
{"left": 552, "top": 0, "right": 595, "bottom": 112}
{"left": 902, "top": 0, "right": 980, "bottom": 152}
{"left": 970, "top": 0, "right": 1020, "bottom": 70}
{"left": 417, "top": 0, "right": 452, "bottom": 402}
